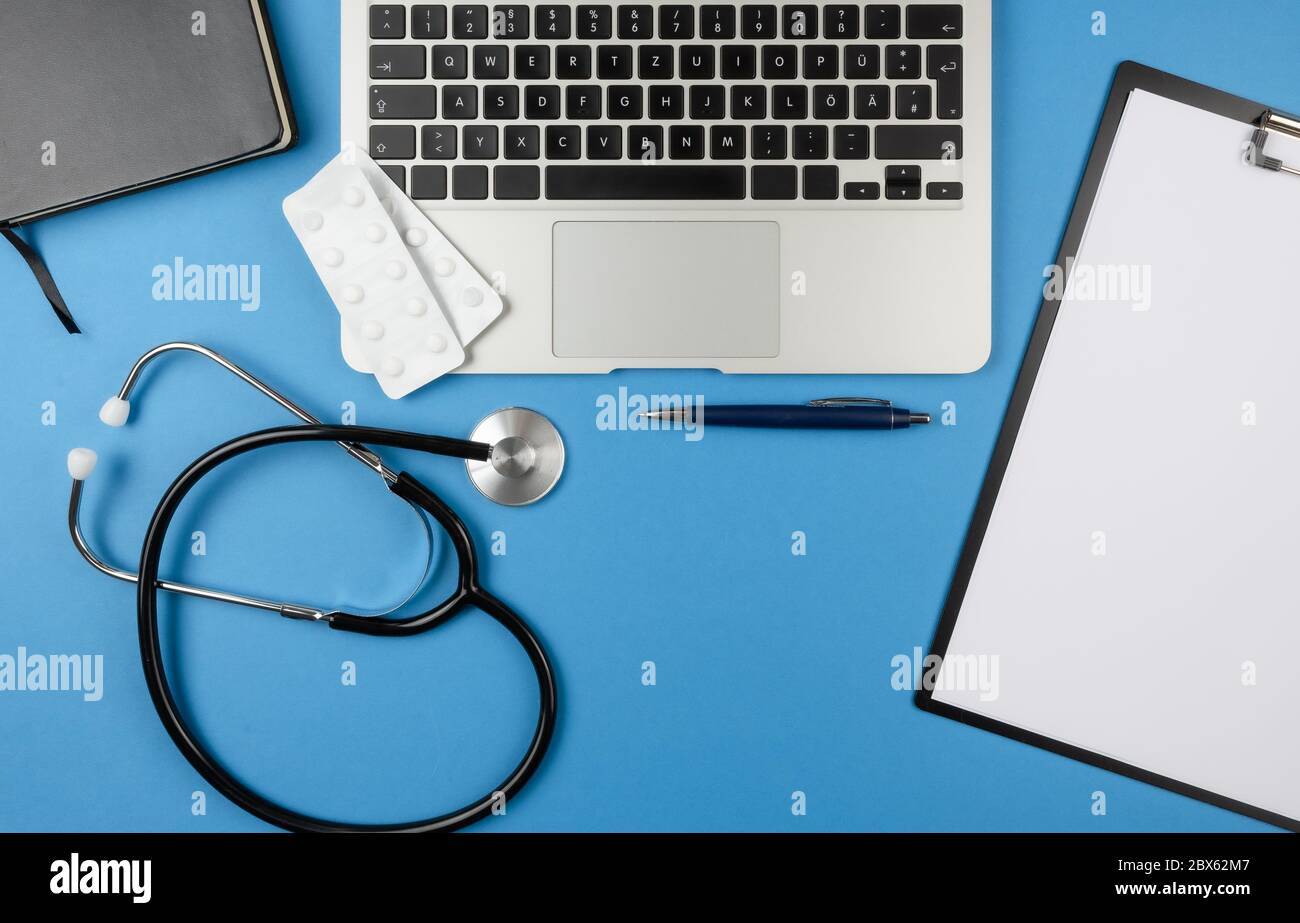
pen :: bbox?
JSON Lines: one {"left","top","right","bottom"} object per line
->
{"left": 641, "top": 398, "right": 931, "bottom": 430}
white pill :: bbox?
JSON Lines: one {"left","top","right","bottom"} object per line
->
{"left": 381, "top": 356, "right": 405, "bottom": 377}
{"left": 405, "top": 297, "right": 428, "bottom": 316}
{"left": 342, "top": 284, "right": 365, "bottom": 304}
{"left": 426, "top": 334, "right": 448, "bottom": 354}
{"left": 302, "top": 211, "right": 324, "bottom": 232}
{"left": 461, "top": 287, "right": 484, "bottom": 307}
{"left": 362, "top": 320, "right": 385, "bottom": 341}
{"left": 364, "top": 223, "right": 386, "bottom": 243}
{"left": 342, "top": 185, "right": 365, "bottom": 207}
{"left": 404, "top": 227, "right": 428, "bottom": 247}
{"left": 385, "top": 260, "right": 407, "bottom": 280}
{"left": 433, "top": 257, "right": 456, "bottom": 277}
{"left": 321, "top": 248, "right": 344, "bottom": 267}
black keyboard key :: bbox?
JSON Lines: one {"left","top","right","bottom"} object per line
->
{"left": 463, "top": 124, "right": 499, "bottom": 158}
{"left": 617, "top": 5, "right": 654, "bottom": 38}
{"left": 577, "top": 5, "right": 613, "bottom": 38}
{"left": 515, "top": 46, "right": 550, "bottom": 78}
{"left": 412, "top": 5, "right": 448, "bottom": 38}
{"left": 752, "top": 165, "right": 797, "bottom": 199}
{"left": 897, "top": 85, "right": 932, "bottom": 120}
{"left": 638, "top": 45, "right": 674, "bottom": 79}
{"left": 751, "top": 125, "right": 786, "bottom": 159}
{"left": 670, "top": 125, "right": 706, "bottom": 160}
{"left": 381, "top": 164, "right": 407, "bottom": 190}
{"left": 442, "top": 85, "right": 478, "bottom": 118}
{"left": 814, "top": 85, "right": 849, "bottom": 120}
{"left": 608, "top": 85, "right": 644, "bottom": 119}
{"left": 885, "top": 164, "right": 921, "bottom": 200}
{"left": 701, "top": 6, "right": 737, "bottom": 38}
{"left": 772, "top": 85, "right": 808, "bottom": 120}
{"left": 411, "top": 165, "right": 448, "bottom": 199}
{"left": 833, "top": 124, "right": 869, "bottom": 159}
{"left": 659, "top": 5, "right": 695, "bottom": 38}
{"left": 452, "top": 5, "right": 489, "bottom": 38}
{"left": 493, "top": 5, "right": 529, "bottom": 38}
{"left": 732, "top": 85, "right": 767, "bottom": 119}
{"left": 371, "top": 5, "right": 406, "bottom": 39}
{"left": 742, "top": 4, "right": 778, "bottom": 38}
{"left": 473, "top": 45, "right": 509, "bottom": 78}
{"left": 370, "top": 124, "right": 416, "bottom": 159}
{"left": 494, "top": 165, "right": 540, "bottom": 199}
{"left": 547, "top": 165, "right": 745, "bottom": 199}
{"left": 926, "top": 181, "right": 963, "bottom": 200}
{"left": 421, "top": 124, "right": 458, "bottom": 158}
{"left": 546, "top": 125, "right": 581, "bottom": 159}
{"left": 597, "top": 45, "right": 633, "bottom": 79}
{"left": 844, "top": 181, "right": 880, "bottom": 200}
{"left": 928, "top": 45, "right": 963, "bottom": 119}
{"left": 803, "top": 46, "right": 838, "bottom": 79}
{"left": 648, "top": 85, "right": 684, "bottom": 119}
{"left": 711, "top": 125, "right": 746, "bottom": 159}
{"left": 505, "top": 124, "right": 540, "bottom": 158}
{"left": 876, "top": 125, "right": 961, "bottom": 159}
{"left": 803, "top": 165, "right": 838, "bottom": 199}
{"left": 556, "top": 45, "right": 593, "bottom": 78}
{"left": 865, "top": 4, "right": 901, "bottom": 38}
{"left": 885, "top": 45, "right": 921, "bottom": 79}
{"left": 793, "top": 125, "right": 828, "bottom": 159}
{"left": 845, "top": 45, "right": 881, "bottom": 78}
{"left": 371, "top": 85, "right": 437, "bottom": 119}
{"left": 907, "top": 4, "right": 963, "bottom": 39}
{"left": 823, "top": 5, "right": 860, "bottom": 38}
{"left": 627, "top": 125, "right": 664, "bottom": 160}
{"left": 689, "top": 85, "right": 726, "bottom": 120}
{"left": 721, "top": 45, "right": 757, "bottom": 79}
{"left": 680, "top": 46, "right": 715, "bottom": 79}
{"left": 525, "top": 85, "right": 561, "bottom": 119}
{"left": 586, "top": 125, "right": 623, "bottom": 159}
{"left": 536, "top": 5, "right": 572, "bottom": 38}
{"left": 761, "top": 45, "right": 797, "bottom": 79}
{"left": 783, "top": 5, "right": 818, "bottom": 39}
{"left": 854, "top": 84, "right": 890, "bottom": 119}
{"left": 566, "top": 85, "right": 602, "bottom": 119}
{"left": 483, "top": 85, "right": 520, "bottom": 118}
{"left": 371, "top": 45, "right": 426, "bottom": 79}
{"left": 452, "top": 164, "right": 489, "bottom": 199}
{"left": 432, "top": 45, "right": 468, "bottom": 78}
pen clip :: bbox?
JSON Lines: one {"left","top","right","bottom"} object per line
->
{"left": 807, "top": 397, "right": 893, "bottom": 408}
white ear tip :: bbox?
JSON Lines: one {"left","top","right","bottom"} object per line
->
{"left": 67, "top": 448, "right": 99, "bottom": 481}
{"left": 99, "top": 397, "right": 130, "bottom": 427}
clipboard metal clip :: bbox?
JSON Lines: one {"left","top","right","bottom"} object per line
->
{"left": 1248, "top": 110, "right": 1300, "bottom": 177}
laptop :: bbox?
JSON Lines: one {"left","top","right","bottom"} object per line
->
{"left": 341, "top": 1, "right": 990, "bottom": 373}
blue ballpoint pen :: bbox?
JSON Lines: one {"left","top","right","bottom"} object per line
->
{"left": 642, "top": 397, "right": 931, "bottom": 430}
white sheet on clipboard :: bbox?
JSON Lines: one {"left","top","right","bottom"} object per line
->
{"left": 934, "top": 89, "right": 1300, "bottom": 824}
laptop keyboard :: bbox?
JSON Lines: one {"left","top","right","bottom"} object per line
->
{"left": 364, "top": 3, "right": 968, "bottom": 205}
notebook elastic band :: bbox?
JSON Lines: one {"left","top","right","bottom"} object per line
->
{"left": 1, "top": 226, "right": 81, "bottom": 334}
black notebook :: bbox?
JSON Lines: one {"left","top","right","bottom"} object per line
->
{"left": 0, "top": 0, "right": 296, "bottom": 226}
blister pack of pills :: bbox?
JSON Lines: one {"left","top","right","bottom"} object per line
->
{"left": 283, "top": 153, "right": 503, "bottom": 399}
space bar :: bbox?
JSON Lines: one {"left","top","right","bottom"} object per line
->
{"left": 546, "top": 165, "right": 746, "bottom": 200}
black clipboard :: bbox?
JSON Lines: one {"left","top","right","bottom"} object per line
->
{"left": 916, "top": 61, "right": 1300, "bottom": 833}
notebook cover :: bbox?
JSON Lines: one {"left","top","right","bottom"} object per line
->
{"left": 0, "top": 0, "right": 295, "bottom": 225}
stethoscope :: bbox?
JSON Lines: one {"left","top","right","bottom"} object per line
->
{"left": 65, "top": 342, "right": 564, "bottom": 833}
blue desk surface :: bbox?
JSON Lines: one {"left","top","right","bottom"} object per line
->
{"left": 1, "top": 0, "right": 1290, "bottom": 832}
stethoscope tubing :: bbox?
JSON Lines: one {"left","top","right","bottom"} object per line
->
{"left": 135, "top": 424, "right": 558, "bottom": 833}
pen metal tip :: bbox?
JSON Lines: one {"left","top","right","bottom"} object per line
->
{"left": 910, "top": 413, "right": 931, "bottom": 425}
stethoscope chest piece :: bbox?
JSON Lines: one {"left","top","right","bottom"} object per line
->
{"left": 467, "top": 408, "right": 565, "bottom": 507}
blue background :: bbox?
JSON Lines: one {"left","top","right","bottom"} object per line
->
{"left": 0, "top": 0, "right": 1290, "bottom": 832}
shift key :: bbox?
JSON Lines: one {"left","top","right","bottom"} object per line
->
{"left": 875, "top": 125, "right": 961, "bottom": 160}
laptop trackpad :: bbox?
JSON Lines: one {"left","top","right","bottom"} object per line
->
{"left": 552, "top": 221, "right": 779, "bottom": 359}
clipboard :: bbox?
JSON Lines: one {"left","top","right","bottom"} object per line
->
{"left": 917, "top": 62, "right": 1300, "bottom": 832}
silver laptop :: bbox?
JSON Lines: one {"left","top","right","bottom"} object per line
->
{"left": 342, "top": 1, "right": 991, "bottom": 373}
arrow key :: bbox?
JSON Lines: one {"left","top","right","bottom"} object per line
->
{"left": 926, "top": 181, "right": 963, "bottom": 200}
{"left": 927, "top": 45, "right": 963, "bottom": 120}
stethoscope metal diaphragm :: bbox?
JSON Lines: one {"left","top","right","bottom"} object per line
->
{"left": 467, "top": 407, "right": 565, "bottom": 507}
